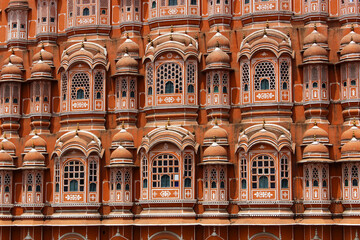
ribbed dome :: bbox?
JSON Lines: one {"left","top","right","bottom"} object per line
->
{"left": 342, "top": 137, "right": 360, "bottom": 154}
{"left": 110, "top": 145, "right": 133, "bottom": 161}
{"left": 31, "top": 60, "right": 52, "bottom": 75}
{"left": 208, "top": 31, "right": 230, "bottom": 52}
{"left": 341, "top": 40, "right": 360, "bottom": 56}
{"left": 304, "top": 29, "right": 327, "bottom": 45}
{"left": 1, "top": 62, "right": 22, "bottom": 76}
{"left": 1, "top": 138, "right": 15, "bottom": 151}
{"left": 341, "top": 125, "right": 360, "bottom": 142}
{"left": 203, "top": 142, "right": 227, "bottom": 158}
{"left": 117, "top": 38, "right": 139, "bottom": 55}
{"left": 24, "top": 134, "right": 47, "bottom": 149}
{"left": 303, "top": 124, "right": 329, "bottom": 141}
{"left": 340, "top": 26, "right": 360, "bottom": 45}
{"left": 116, "top": 53, "right": 138, "bottom": 71}
{"left": 0, "top": 149, "right": 13, "bottom": 164}
{"left": 303, "top": 43, "right": 328, "bottom": 58}
{"left": 112, "top": 128, "right": 134, "bottom": 145}
{"left": 4, "top": 54, "right": 24, "bottom": 66}
{"left": 303, "top": 140, "right": 329, "bottom": 156}
{"left": 206, "top": 47, "right": 230, "bottom": 66}
{"left": 204, "top": 125, "right": 228, "bottom": 140}
{"left": 23, "top": 148, "right": 45, "bottom": 163}
{"left": 33, "top": 48, "right": 54, "bottom": 63}
{"left": 252, "top": 34, "right": 279, "bottom": 47}
{"left": 71, "top": 44, "right": 93, "bottom": 59}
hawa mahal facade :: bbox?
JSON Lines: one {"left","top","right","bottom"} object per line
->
{"left": 0, "top": 0, "right": 360, "bottom": 239}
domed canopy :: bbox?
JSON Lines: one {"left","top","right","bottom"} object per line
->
{"left": 340, "top": 135, "right": 360, "bottom": 162}
{"left": 1, "top": 137, "right": 16, "bottom": 153}
{"left": 23, "top": 148, "right": 46, "bottom": 168}
{"left": 304, "top": 26, "right": 327, "bottom": 46}
{"left": 341, "top": 122, "right": 360, "bottom": 144}
{"left": 4, "top": 51, "right": 24, "bottom": 67}
{"left": 202, "top": 141, "right": 228, "bottom": 164}
{"left": 207, "top": 30, "right": 230, "bottom": 53}
{"left": 340, "top": 38, "right": 360, "bottom": 61}
{"left": 30, "top": 58, "right": 52, "bottom": 79}
{"left": 32, "top": 44, "right": 54, "bottom": 65}
{"left": 303, "top": 42, "right": 328, "bottom": 63}
{"left": 110, "top": 145, "right": 134, "bottom": 166}
{"left": 299, "top": 137, "right": 333, "bottom": 163}
{"left": 115, "top": 53, "right": 139, "bottom": 75}
{"left": 1, "top": 60, "right": 23, "bottom": 82}
{"left": 0, "top": 147, "right": 14, "bottom": 168}
{"left": 205, "top": 46, "right": 230, "bottom": 70}
{"left": 204, "top": 123, "right": 228, "bottom": 145}
{"left": 112, "top": 126, "right": 134, "bottom": 148}
{"left": 117, "top": 35, "right": 139, "bottom": 58}
{"left": 24, "top": 134, "right": 47, "bottom": 152}
{"left": 303, "top": 123, "right": 329, "bottom": 144}
{"left": 340, "top": 25, "right": 360, "bottom": 46}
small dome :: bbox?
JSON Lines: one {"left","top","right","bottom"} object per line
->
{"left": 342, "top": 136, "right": 360, "bottom": 154}
{"left": 208, "top": 31, "right": 230, "bottom": 52}
{"left": 0, "top": 149, "right": 13, "bottom": 165}
{"left": 110, "top": 145, "right": 133, "bottom": 163}
{"left": 117, "top": 37, "right": 139, "bottom": 55}
{"left": 33, "top": 48, "right": 54, "bottom": 63}
{"left": 203, "top": 142, "right": 227, "bottom": 158}
{"left": 252, "top": 33, "right": 279, "bottom": 47}
{"left": 70, "top": 44, "right": 93, "bottom": 59}
{"left": 24, "top": 134, "right": 47, "bottom": 150}
{"left": 23, "top": 148, "right": 45, "bottom": 163}
{"left": 303, "top": 124, "right": 329, "bottom": 143}
{"left": 116, "top": 53, "right": 138, "bottom": 72}
{"left": 340, "top": 26, "right": 360, "bottom": 45}
{"left": 304, "top": 28, "right": 327, "bottom": 45}
{"left": 112, "top": 127, "right": 134, "bottom": 146}
{"left": 341, "top": 40, "right": 360, "bottom": 56}
{"left": 1, "top": 138, "right": 15, "bottom": 151}
{"left": 4, "top": 54, "right": 24, "bottom": 66}
{"left": 303, "top": 141, "right": 329, "bottom": 155}
{"left": 341, "top": 124, "right": 360, "bottom": 142}
{"left": 31, "top": 61, "right": 52, "bottom": 75}
{"left": 303, "top": 43, "right": 328, "bottom": 58}
{"left": 205, "top": 47, "right": 230, "bottom": 66}
{"left": 1, "top": 62, "right": 22, "bottom": 76}
{"left": 204, "top": 124, "right": 228, "bottom": 145}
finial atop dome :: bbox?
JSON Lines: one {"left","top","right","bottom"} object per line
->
{"left": 75, "top": 123, "right": 80, "bottom": 136}
{"left": 126, "top": 33, "right": 129, "bottom": 39}
{"left": 39, "top": 51, "right": 43, "bottom": 61}
{"left": 214, "top": 117, "right": 218, "bottom": 126}
{"left": 351, "top": 23, "right": 355, "bottom": 32}
{"left": 11, "top": 47, "right": 14, "bottom": 55}
{"left": 216, "top": 41, "right": 220, "bottom": 48}
{"left": 84, "top": 35, "right": 87, "bottom": 42}
{"left": 266, "top": 20, "right": 269, "bottom": 29}
{"left": 125, "top": 47, "right": 129, "bottom": 54}
{"left": 171, "top": 25, "right": 174, "bottom": 33}
{"left": 262, "top": 118, "right": 266, "bottom": 128}
{"left": 170, "top": 34, "right": 173, "bottom": 41}
{"left": 167, "top": 118, "right": 171, "bottom": 126}
{"left": 81, "top": 41, "right": 85, "bottom": 49}
{"left": 216, "top": 26, "right": 220, "bottom": 32}
{"left": 121, "top": 121, "right": 125, "bottom": 129}
{"left": 314, "top": 24, "right": 317, "bottom": 31}
{"left": 34, "top": 129, "right": 38, "bottom": 136}
{"left": 263, "top": 29, "right": 267, "bottom": 36}
{"left": 314, "top": 134, "right": 317, "bottom": 142}
{"left": 314, "top": 120, "right": 317, "bottom": 126}
{"left": 147, "top": 35, "right": 151, "bottom": 43}
{"left": 353, "top": 117, "right": 357, "bottom": 126}
{"left": 213, "top": 135, "right": 217, "bottom": 143}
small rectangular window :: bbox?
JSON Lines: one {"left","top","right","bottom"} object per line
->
{"left": 168, "top": 0, "right": 177, "bottom": 6}
{"left": 42, "top": 17, "right": 47, "bottom": 22}
{"left": 12, "top": 23, "right": 17, "bottom": 29}
{"left": 50, "top": 17, "right": 55, "bottom": 22}
{"left": 21, "top": 24, "right": 25, "bottom": 29}
{"left": 190, "top": 0, "right": 197, "bottom": 4}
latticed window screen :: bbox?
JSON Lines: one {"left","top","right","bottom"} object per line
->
{"left": 311, "top": 67, "right": 318, "bottom": 81}
{"left": 62, "top": 74, "right": 68, "bottom": 100}
{"left": 254, "top": 61, "right": 275, "bottom": 91}
{"left": 280, "top": 156, "right": 289, "bottom": 188}
{"left": 312, "top": 167, "right": 319, "bottom": 187}
{"left": 210, "top": 168, "right": 217, "bottom": 188}
{"left": 184, "top": 154, "right": 192, "bottom": 187}
{"left": 305, "top": 167, "right": 310, "bottom": 187}
{"left": 63, "top": 161, "right": 85, "bottom": 192}
{"left": 115, "top": 170, "right": 122, "bottom": 190}
{"left": 152, "top": 154, "right": 179, "bottom": 188}
{"left": 222, "top": 73, "right": 228, "bottom": 93}
{"left": 220, "top": 168, "right": 225, "bottom": 188}
{"left": 187, "top": 64, "right": 195, "bottom": 84}
{"left": 4, "top": 174, "right": 11, "bottom": 192}
{"left": 204, "top": 168, "right": 208, "bottom": 188}
{"left": 27, "top": 173, "right": 33, "bottom": 191}
{"left": 94, "top": 71, "right": 104, "bottom": 99}
{"left": 55, "top": 161, "right": 60, "bottom": 192}
{"left": 242, "top": 63, "right": 250, "bottom": 91}
{"left": 156, "top": 63, "right": 183, "bottom": 94}
{"left": 35, "top": 173, "right": 42, "bottom": 192}
{"left": 251, "top": 155, "right": 275, "bottom": 189}
{"left": 121, "top": 79, "right": 127, "bottom": 97}
{"left": 240, "top": 157, "right": 247, "bottom": 189}
{"left": 130, "top": 79, "right": 135, "bottom": 98}
{"left": 71, "top": 72, "right": 90, "bottom": 100}
{"left": 124, "top": 170, "right": 131, "bottom": 190}
{"left": 142, "top": 156, "right": 148, "bottom": 188}
{"left": 280, "top": 61, "right": 289, "bottom": 90}
{"left": 89, "top": 161, "right": 97, "bottom": 192}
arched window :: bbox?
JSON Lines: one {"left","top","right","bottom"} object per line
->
{"left": 152, "top": 154, "right": 179, "bottom": 188}
{"left": 281, "top": 179, "right": 288, "bottom": 188}
{"left": 148, "top": 87, "right": 153, "bottom": 95}
{"left": 259, "top": 176, "right": 268, "bottom": 188}
{"left": 83, "top": 8, "right": 90, "bottom": 16}
{"left": 161, "top": 175, "right": 170, "bottom": 187}
{"left": 35, "top": 173, "right": 42, "bottom": 193}
{"left": 89, "top": 160, "right": 97, "bottom": 192}
{"left": 64, "top": 161, "right": 85, "bottom": 192}
{"left": 211, "top": 168, "right": 217, "bottom": 188}
{"left": 27, "top": 174, "right": 33, "bottom": 192}
{"left": 168, "top": 0, "right": 178, "bottom": 5}
{"left": 76, "top": 89, "right": 85, "bottom": 99}
{"left": 184, "top": 178, "right": 191, "bottom": 187}
{"left": 184, "top": 154, "right": 192, "bottom": 187}
{"left": 213, "top": 74, "right": 220, "bottom": 93}
{"left": 260, "top": 79, "right": 269, "bottom": 90}
{"left": 187, "top": 85, "right": 194, "bottom": 93}
{"left": 142, "top": 156, "right": 148, "bottom": 189}
{"left": 191, "top": 0, "right": 197, "bottom": 5}
{"left": 312, "top": 168, "right": 319, "bottom": 187}
{"left": 313, "top": 82, "right": 318, "bottom": 88}
{"left": 152, "top": 1, "right": 156, "bottom": 8}
{"left": 251, "top": 155, "right": 275, "bottom": 189}
{"left": 165, "top": 81, "right": 174, "bottom": 94}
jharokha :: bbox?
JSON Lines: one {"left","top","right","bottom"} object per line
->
{"left": 0, "top": 0, "right": 360, "bottom": 239}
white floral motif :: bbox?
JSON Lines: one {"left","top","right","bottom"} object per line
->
{"left": 65, "top": 194, "right": 82, "bottom": 201}
{"left": 160, "top": 190, "right": 171, "bottom": 198}
{"left": 254, "top": 191, "right": 273, "bottom": 198}
{"left": 168, "top": 8, "right": 178, "bottom": 14}
{"left": 164, "top": 97, "right": 175, "bottom": 103}
{"left": 256, "top": 92, "right": 275, "bottom": 100}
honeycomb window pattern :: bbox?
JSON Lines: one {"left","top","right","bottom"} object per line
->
{"left": 187, "top": 64, "right": 195, "bottom": 84}
{"left": 254, "top": 61, "right": 276, "bottom": 91}
{"left": 62, "top": 73, "right": 68, "bottom": 100}
{"left": 94, "top": 71, "right": 104, "bottom": 99}
{"left": 147, "top": 65, "right": 153, "bottom": 86}
{"left": 156, "top": 63, "right": 183, "bottom": 94}
{"left": 71, "top": 72, "right": 90, "bottom": 100}
{"left": 242, "top": 63, "right": 250, "bottom": 91}
{"left": 280, "top": 61, "right": 289, "bottom": 90}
